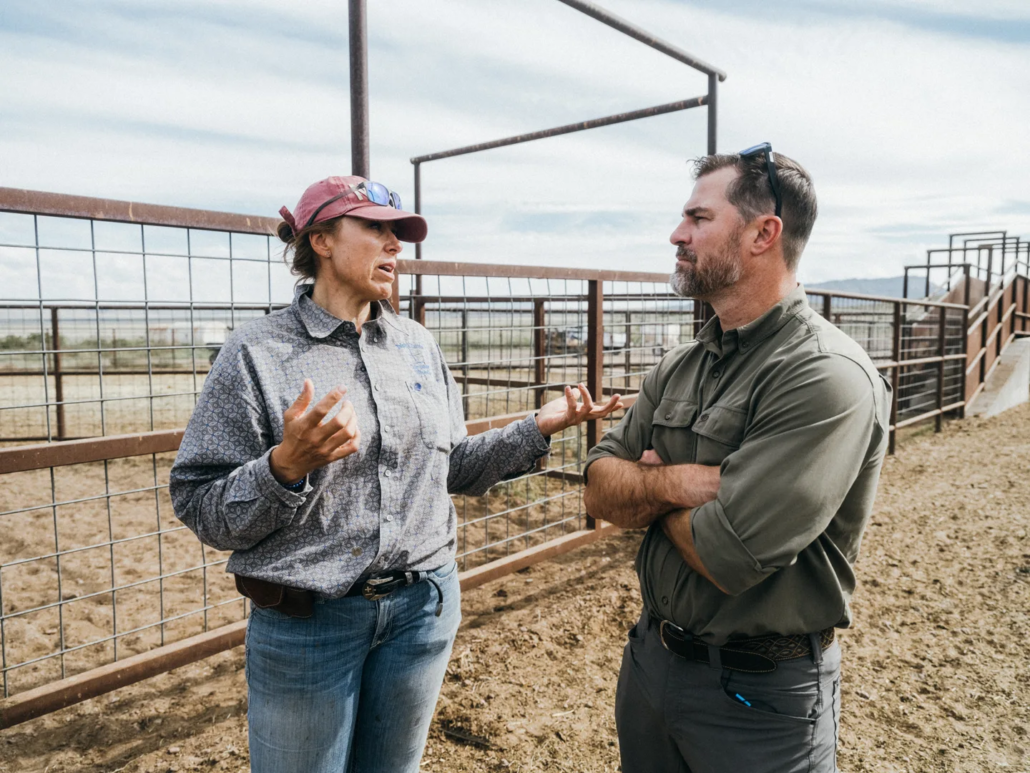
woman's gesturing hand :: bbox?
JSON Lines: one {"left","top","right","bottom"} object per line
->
{"left": 269, "top": 380, "right": 361, "bottom": 485}
{"left": 535, "top": 383, "right": 623, "bottom": 438}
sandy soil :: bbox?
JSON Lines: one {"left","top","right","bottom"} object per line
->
{"left": 2, "top": 404, "right": 1029, "bottom": 772}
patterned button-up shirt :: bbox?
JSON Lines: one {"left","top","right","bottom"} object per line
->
{"left": 169, "top": 285, "right": 550, "bottom": 597}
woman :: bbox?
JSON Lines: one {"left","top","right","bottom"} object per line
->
{"left": 169, "top": 175, "right": 621, "bottom": 773}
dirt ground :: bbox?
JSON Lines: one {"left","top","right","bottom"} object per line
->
{"left": 3, "top": 403, "right": 1029, "bottom": 772}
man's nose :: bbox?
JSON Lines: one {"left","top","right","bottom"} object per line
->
{"left": 670, "top": 220, "right": 690, "bottom": 246}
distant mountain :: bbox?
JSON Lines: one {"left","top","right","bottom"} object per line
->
{"left": 807, "top": 276, "right": 907, "bottom": 298}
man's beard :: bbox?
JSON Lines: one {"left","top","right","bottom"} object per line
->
{"left": 669, "top": 233, "right": 743, "bottom": 299}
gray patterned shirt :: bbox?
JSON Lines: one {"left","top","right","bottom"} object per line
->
{"left": 169, "top": 285, "right": 550, "bottom": 597}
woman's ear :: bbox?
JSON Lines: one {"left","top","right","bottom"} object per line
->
{"left": 308, "top": 230, "right": 333, "bottom": 260}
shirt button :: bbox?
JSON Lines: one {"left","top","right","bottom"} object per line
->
{"left": 712, "top": 371, "right": 721, "bottom": 379}
{"left": 385, "top": 515, "right": 394, "bottom": 522}
{"left": 382, "top": 425, "right": 389, "bottom": 434}
{"left": 665, "top": 412, "right": 673, "bottom": 420}
{"left": 661, "top": 596, "right": 670, "bottom": 606}
{"left": 384, "top": 469, "right": 392, "bottom": 478}
{"left": 741, "top": 341, "right": 750, "bottom": 349}
{"left": 374, "top": 384, "right": 381, "bottom": 392}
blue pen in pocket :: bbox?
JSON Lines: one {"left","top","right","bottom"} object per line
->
{"left": 734, "top": 693, "right": 752, "bottom": 707}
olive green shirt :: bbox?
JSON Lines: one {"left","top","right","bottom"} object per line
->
{"left": 585, "top": 286, "right": 891, "bottom": 645}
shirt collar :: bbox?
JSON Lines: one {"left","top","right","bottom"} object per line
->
{"left": 293, "top": 284, "right": 401, "bottom": 340}
{"left": 695, "top": 285, "right": 809, "bottom": 356}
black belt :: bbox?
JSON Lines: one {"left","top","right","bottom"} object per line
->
{"left": 236, "top": 570, "right": 445, "bottom": 620}
{"left": 649, "top": 615, "right": 835, "bottom": 674}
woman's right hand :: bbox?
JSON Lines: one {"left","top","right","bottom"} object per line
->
{"left": 269, "top": 380, "right": 361, "bottom": 485}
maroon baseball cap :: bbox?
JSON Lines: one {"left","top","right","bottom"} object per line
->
{"left": 279, "top": 175, "right": 428, "bottom": 243}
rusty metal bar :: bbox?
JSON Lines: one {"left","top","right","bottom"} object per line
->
{"left": 49, "top": 307, "right": 65, "bottom": 440}
{"left": 0, "top": 187, "right": 277, "bottom": 235}
{"left": 554, "top": 0, "right": 726, "bottom": 80}
{"left": 410, "top": 96, "right": 708, "bottom": 165}
{"left": 586, "top": 279, "right": 604, "bottom": 452}
{"left": 349, "top": 0, "right": 370, "bottom": 177}
{"left": 0, "top": 430, "right": 184, "bottom": 475}
{"left": 533, "top": 299, "right": 547, "bottom": 411}
{"left": 707, "top": 73, "right": 718, "bottom": 155}
{"left": 394, "top": 259, "right": 667, "bottom": 284}
{"left": 935, "top": 308, "right": 946, "bottom": 432}
{"left": 889, "top": 302, "right": 901, "bottom": 455}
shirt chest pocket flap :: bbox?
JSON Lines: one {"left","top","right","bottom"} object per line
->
{"left": 650, "top": 399, "right": 698, "bottom": 463}
{"left": 692, "top": 403, "right": 747, "bottom": 465}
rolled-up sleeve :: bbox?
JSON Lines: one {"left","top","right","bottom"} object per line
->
{"left": 169, "top": 342, "right": 310, "bottom": 551}
{"left": 439, "top": 344, "right": 551, "bottom": 496}
{"left": 691, "top": 354, "right": 882, "bottom": 596}
{"left": 583, "top": 357, "right": 661, "bottom": 481}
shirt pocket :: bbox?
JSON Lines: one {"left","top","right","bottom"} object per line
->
{"left": 692, "top": 403, "right": 747, "bottom": 466}
{"left": 406, "top": 380, "right": 451, "bottom": 452}
{"left": 651, "top": 399, "right": 698, "bottom": 464}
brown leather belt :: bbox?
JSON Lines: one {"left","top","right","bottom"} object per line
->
{"left": 649, "top": 615, "right": 835, "bottom": 674}
{"left": 236, "top": 574, "right": 315, "bottom": 618}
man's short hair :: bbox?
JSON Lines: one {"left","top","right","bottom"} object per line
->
{"left": 692, "top": 152, "right": 817, "bottom": 271}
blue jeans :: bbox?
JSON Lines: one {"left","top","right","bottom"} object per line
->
{"left": 245, "top": 562, "right": 461, "bottom": 773}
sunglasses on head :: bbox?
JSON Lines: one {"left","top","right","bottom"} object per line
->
{"left": 739, "top": 142, "right": 782, "bottom": 218}
{"left": 305, "top": 181, "right": 403, "bottom": 228}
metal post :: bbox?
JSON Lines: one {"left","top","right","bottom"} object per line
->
{"left": 889, "top": 302, "right": 901, "bottom": 455}
{"left": 348, "top": 0, "right": 370, "bottom": 178}
{"left": 963, "top": 264, "right": 971, "bottom": 308}
{"left": 707, "top": 73, "right": 718, "bottom": 155}
{"left": 533, "top": 299, "right": 546, "bottom": 411}
{"left": 960, "top": 303, "right": 969, "bottom": 418}
{"left": 935, "top": 308, "right": 946, "bottom": 432}
{"left": 902, "top": 268, "right": 909, "bottom": 301}
{"left": 822, "top": 294, "right": 832, "bottom": 322}
{"left": 413, "top": 162, "right": 422, "bottom": 261}
{"left": 51, "top": 307, "right": 65, "bottom": 440}
{"left": 461, "top": 309, "right": 470, "bottom": 418}
{"left": 586, "top": 279, "right": 604, "bottom": 529}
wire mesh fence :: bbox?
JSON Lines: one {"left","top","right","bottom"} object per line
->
{"left": 0, "top": 192, "right": 1015, "bottom": 705}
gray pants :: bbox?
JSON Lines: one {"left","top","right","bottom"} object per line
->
{"left": 615, "top": 614, "right": 841, "bottom": 773}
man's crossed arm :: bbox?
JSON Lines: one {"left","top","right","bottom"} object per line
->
{"left": 583, "top": 455, "right": 728, "bottom": 592}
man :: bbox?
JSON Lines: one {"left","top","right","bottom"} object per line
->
{"left": 583, "top": 145, "right": 891, "bottom": 773}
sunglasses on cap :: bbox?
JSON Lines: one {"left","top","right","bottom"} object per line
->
{"left": 739, "top": 142, "right": 782, "bottom": 218}
{"left": 304, "top": 181, "right": 404, "bottom": 228}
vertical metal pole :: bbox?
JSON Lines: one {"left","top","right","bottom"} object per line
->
{"left": 889, "top": 302, "right": 901, "bottom": 455}
{"left": 349, "top": 0, "right": 370, "bottom": 177}
{"left": 533, "top": 299, "right": 546, "bottom": 411}
{"left": 706, "top": 73, "right": 718, "bottom": 155}
{"left": 960, "top": 302, "right": 969, "bottom": 419}
{"left": 902, "top": 269, "right": 909, "bottom": 301}
{"left": 586, "top": 279, "right": 604, "bottom": 528}
{"left": 935, "top": 307, "right": 946, "bottom": 432}
{"left": 963, "top": 264, "right": 971, "bottom": 308}
{"left": 461, "top": 308, "right": 470, "bottom": 418}
{"left": 51, "top": 307, "right": 65, "bottom": 440}
{"left": 822, "top": 293, "right": 832, "bottom": 322}
{"left": 414, "top": 162, "right": 422, "bottom": 261}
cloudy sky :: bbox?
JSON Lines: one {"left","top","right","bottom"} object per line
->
{"left": 2, "top": 0, "right": 1030, "bottom": 284}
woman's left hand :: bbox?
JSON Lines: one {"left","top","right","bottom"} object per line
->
{"left": 535, "top": 383, "right": 624, "bottom": 438}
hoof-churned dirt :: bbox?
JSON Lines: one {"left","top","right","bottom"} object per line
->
{"left": 3, "top": 405, "right": 1029, "bottom": 772}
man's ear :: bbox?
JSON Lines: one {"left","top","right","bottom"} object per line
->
{"left": 750, "top": 215, "right": 783, "bottom": 256}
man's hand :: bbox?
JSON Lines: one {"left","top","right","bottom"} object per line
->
{"left": 269, "top": 380, "right": 361, "bottom": 484}
{"left": 535, "top": 383, "right": 623, "bottom": 437}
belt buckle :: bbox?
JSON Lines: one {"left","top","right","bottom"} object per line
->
{"left": 659, "top": 619, "right": 685, "bottom": 652}
{"left": 361, "top": 576, "right": 396, "bottom": 602}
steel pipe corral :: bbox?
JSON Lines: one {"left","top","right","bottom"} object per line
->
{"left": 0, "top": 187, "right": 277, "bottom": 235}
{"left": 554, "top": 0, "right": 726, "bottom": 81}
{"left": 349, "top": 0, "right": 370, "bottom": 177}
{"left": 0, "top": 524, "right": 620, "bottom": 729}
{"left": 410, "top": 96, "right": 708, "bottom": 164}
